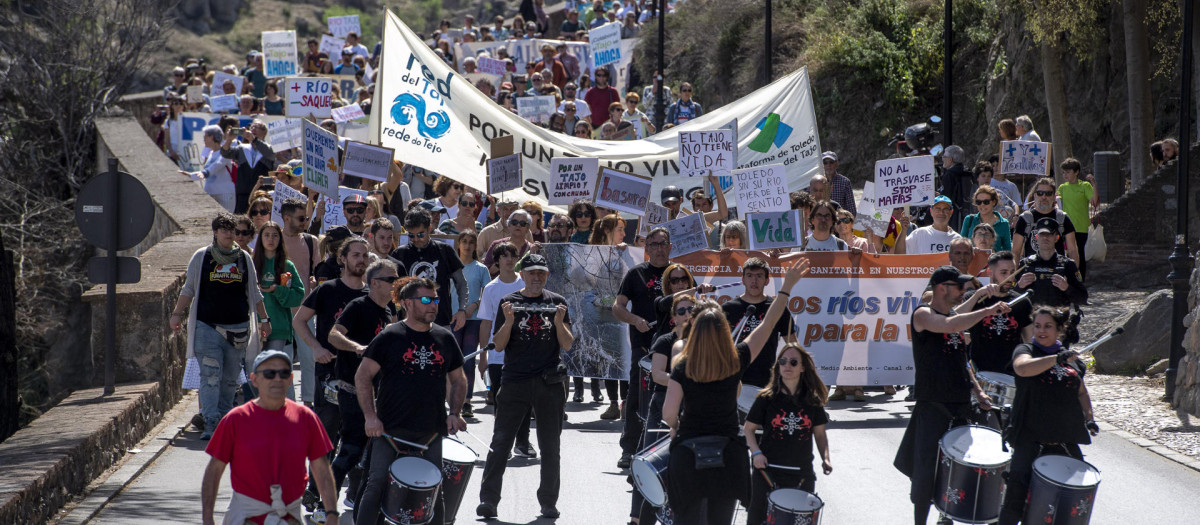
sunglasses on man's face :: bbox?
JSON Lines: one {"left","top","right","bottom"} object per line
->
{"left": 249, "top": 208, "right": 270, "bottom": 217}
{"left": 234, "top": 229, "right": 254, "bottom": 236}
{"left": 413, "top": 296, "right": 440, "bottom": 305}
{"left": 1036, "top": 190, "right": 1055, "bottom": 197}
{"left": 410, "top": 231, "right": 428, "bottom": 238}
{"left": 374, "top": 275, "right": 400, "bottom": 283}
{"left": 680, "top": 88, "right": 692, "bottom": 92}
{"left": 509, "top": 219, "right": 530, "bottom": 227}
{"left": 257, "top": 368, "right": 292, "bottom": 380}
{"left": 343, "top": 206, "right": 366, "bottom": 215}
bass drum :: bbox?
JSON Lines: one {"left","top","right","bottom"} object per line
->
{"left": 637, "top": 354, "right": 654, "bottom": 421}
{"left": 1024, "top": 455, "right": 1101, "bottom": 525}
{"left": 439, "top": 438, "right": 478, "bottom": 523}
{"left": 766, "top": 488, "right": 824, "bottom": 525}
{"left": 631, "top": 434, "right": 671, "bottom": 507}
{"left": 933, "top": 425, "right": 1011, "bottom": 524}
{"left": 382, "top": 456, "right": 442, "bottom": 525}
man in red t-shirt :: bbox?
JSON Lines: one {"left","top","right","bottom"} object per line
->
{"left": 583, "top": 68, "right": 621, "bottom": 127}
{"left": 202, "top": 350, "right": 339, "bottom": 525}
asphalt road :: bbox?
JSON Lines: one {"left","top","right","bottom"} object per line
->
{"left": 85, "top": 383, "right": 1200, "bottom": 525}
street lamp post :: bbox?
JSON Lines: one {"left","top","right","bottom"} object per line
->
{"left": 943, "top": 0, "right": 953, "bottom": 146}
{"left": 1167, "top": 0, "right": 1195, "bottom": 400}
{"left": 654, "top": 0, "right": 666, "bottom": 133}
{"left": 765, "top": 0, "right": 772, "bottom": 85}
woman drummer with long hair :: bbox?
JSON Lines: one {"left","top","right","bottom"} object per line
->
{"left": 743, "top": 343, "right": 832, "bottom": 524}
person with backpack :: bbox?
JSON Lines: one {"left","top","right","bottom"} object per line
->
{"left": 1011, "top": 177, "right": 1081, "bottom": 268}
{"left": 801, "top": 200, "right": 852, "bottom": 252}
{"left": 168, "top": 211, "right": 271, "bottom": 439}
{"left": 279, "top": 197, "right": 322, "bottom": 405}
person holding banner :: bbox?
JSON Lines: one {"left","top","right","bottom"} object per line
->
{"left": 894, "top": 266, "right": 1008, "bottom": 525}
{"left": 800, "top": 200, "right": 850, "bottom": 252}
{"left": 661, "top": 258, "right": 811, "bottom": 525}
{"left": 905, "top": 196, "right": 964, "bottom": 255}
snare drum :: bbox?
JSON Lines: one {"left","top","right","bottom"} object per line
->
{"left": 766, "top": 488, "right": 824, "bottom": 525}
{"left": 737, "top": 384, "right": 761, "bottom": 426}
{"left": 637, "top": 354, "right": 654, "bottom": 421}
{"left": 977, "top": 371, "right": 1016, "bottom": 407}
{"left": 440, "top": 438, "right": 478, "bottom": 523}
{"left": 1024, "top": 455, "right": 1101, "bottom": 525}
{"left": 631, "top": 434, "right": 671, "bottom": 507}
{"left": 933, "top": 425, "right": 1011, "bottom": 524}
{"left": 382, "top": 456, "right": 442, "bottom": 525}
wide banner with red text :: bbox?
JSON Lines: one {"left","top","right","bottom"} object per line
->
{"left": 673, "top": 251, "right": 986, "bottom": 386}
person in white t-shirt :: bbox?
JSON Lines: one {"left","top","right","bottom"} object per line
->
{"left": 905, "top": 196, "right": 964, "bottom": 254}
{"left": 801, "top": 200, "right": 850, "bottom": 252}
{"left": 475, "top": 242, "right": 535, "bottom": 456}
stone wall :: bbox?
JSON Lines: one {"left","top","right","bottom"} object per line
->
{"left": 1174, "top": 254, "right": 1200, "bottom": 415}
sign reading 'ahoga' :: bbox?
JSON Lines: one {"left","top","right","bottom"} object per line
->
{"left": 373, "top": 11, "right": 824, "bottom": 211}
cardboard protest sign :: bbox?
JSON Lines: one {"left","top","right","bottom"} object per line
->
{"left": 266, "top": 117, "right": 303, "bottom": 152}
{"left": 339, "top": 120, "right": 371, "bottom": 143}
{"left": 341, "top": 141, "right": 394, "bottom": 182}
{"left": 516, "top": 95, "right": 556, "bottom": 125}
{"left": 186, "top": 85, "right": 203, "bottom": 104}
{"left": 593, "top": 167, "right": 652, "bottom": 216}
{"left": 209, "top": 94, "right": 239, "bottom": 113}
{"left": 477, "top": 56, "right": 507, "bottom": 76}
{"left": 487, "top": 153, "right": 522, "bottom": 194}
{"left": 332, "top": 103, "right": 366, "bottom": 123}
{"left": 212, "top": 72, "right": 244, "bottom": 96}
{"left": 662, "top": 212, "right": 709, "bottom": 258}
{"left": 322, "top": 187, "right": 369, "bottom": 233}
{"left": 999, "top": 140, "right": 1051, "bottom": 177}
{"left": 589, "top": 22, "right": 622, "bottom": 68}
{"left": 874, "top": 155, "right": 936, "bottom": 209}
{"left": 855, "top": 181, "right": 892, "bottom": 237}
{"left": 302, "top": 119, "right": 339, "bottom": 198}
{"left": 271, "top": 181, "right": 305, "bottom": 226}
{"left": 286, "top": 77, "right": 333, "bottom": 118}
{"left": 319, "top": 34, "right": 346, "bottom": 57}
{"left": 639, "top": 201, "right": 670, "bottom": 237}
{"left": 747, "top": 210, "right": 803, "bottom": 250}
{"left": 678, "top": 129, "right": 735, "bottom": 178}
{"left": 262, "top": 30, "right": 298, "bottom": 78}
{"left": 327, "top": 15, "right": 361, "bottom": 38}
{"left": 548, "top": 157, "right": 599, "bottom": 205}
{"left": 734, "top": 164, "right": 789, "bottom": 214}
{"left": 324, "top": 74, "right": 359, "bottom": 103}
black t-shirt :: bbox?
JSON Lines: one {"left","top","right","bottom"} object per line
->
{"left": 312, "top": 254, "right": 341, "bottom": 284}
{"left": 722, "top": 296, "right": 795, "bottom": 387}
{"left": 334, "top": 296, "right": 396, "bottom": 384}
{"left": 648, "top": 331, "right": 678, "bottom": 393}
{"left": 1010, "top": 343, "right": 1090, "bottom": 444}
{"left": 196, "top": 251, "right": 251, "bottom": 326}
{"left": 363, "top": 321, "right": 463, "bottom": 435}
{"left": 618, "top": 261, "right": 667, "bottom": 352}
{"left": 968, "top": 291, "right": 1032, "bottom": 374}
{"left": 671, "top": 359, "right": 742, "bottom": 442}
{"left": 494, "top": 290, "right": 570, "bottom": 383}
{"left": 652, "top": 294, "right": 677, "bottom": 341}
{"left": 1014, "top": 209, "right": 1075, "bottom": 255}
{"left": 301, "top": 279, "right": 368, "bottom": 379}
{"left": 746, "top": 393, "right": 829, "bottom": 472}
{"left": 910, "top": 305, "right": 972, "bottom": 404}
{"left": 390, "top": 240, "right": 464, "bottom": 326}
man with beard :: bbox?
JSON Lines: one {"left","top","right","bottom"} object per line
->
{"left": 326, "top": 260, "right": 399, "bottom": 510}
{"left": 390, "top": 208, "right": 469, "bottom": 330}
{"left": 800, "top": 200, "right": 850, "bottom": 252}
{"left": 1012, "top": 177, "right": 1081, "bottom": 268}
{"left": 291, "top": 237, "right": 369, "bottom": 522}
{"left": 342, "top": 194, "right": 369, "bottom": 237}
{"left": 366, "top": 218, "right": 395, "bottom": 261}
{"left": 958, "top": 251, "right": 1032, "bottom": 375}
{"left": 355, "top": 277, "right": 467, "bottom": 525}
{"left": 546, "top": 214, "right": 574, "bottom": 243}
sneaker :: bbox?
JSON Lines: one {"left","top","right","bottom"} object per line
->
{"left": 311, "top": 506, "right": 327, "bottom": 524}
{"left": 853, "top": 389, "right": 867, "bottom": 402}
{"left": 593, "top": 394, "right": 604, "bottom": 404}
{"left": 541, "top": 505, "right": 560, "bottom": 518}
{"left": 303, "top": 489, "right": 319, "bottom": 512}
{"left": 514, "top": 442, "right": 538, "bottom": 458}
{"left": 573, "top": 393, "right": 584, "bottom": 403}
{"left": 884, "top": 385, "right": 897, "bottom": 395}
{"left": 200, "top": 430, "right": 213, "bottom": 440}
{"left": 190, "top": 413, "right": 205, "bottom": 431}
{"left": 617, "top": 453, "right": 632, "bottom": 469}
{"left": 476, "top": 501, "right": 498, "bottom": 518}
{"left": 342, "top": 495, "right": 356, "bottom": 510}
{"left": 462, "top": 402, "right": 475, "bottom": 419}
{"left": 829, "top": 388, "right": 847, "bottom": 402}
{"left": 600, "top": 402, "right": 621, "bottom": 420}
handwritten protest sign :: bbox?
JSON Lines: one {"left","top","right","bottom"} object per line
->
{"left": 286, "top": 77, "right": 333, "bottom": 118}
{"left": 341, "top": 141, "right": 394, "bottom": 182}
{"left": 322, "top": 187, "right": 369, "bottom": 233}
{"left": 302, "top": 119, "right": 339, "bottom": 198}
{"left": 1000, "top": 140, "right": 1051, "bottom": 176}
{"left": 517, "top": 95, "right": 556, "bottom": 125}
{"left": 271, "top": 181, "right": 305, "bottom": 226}
{"left": 593, "top": 167, "right": 652, "bottom": 216}
{"left": 548, "top": 157, "right": 599, "bottom": 206}
{"left": 212, "top": 72, "right": 244, "bottom": 96}
{"left": 186, "top": 85, "right": 203, "bottom": 104}
{"left": 589, "top": 22, "right": 622, "bottom": 68}
{"left": 678, "top": 129, "right": 735, "bottom": 178}
{"left": 262, "top": 30, "right": 298, "bottom": 78}
{"left": 209, "top": 94, "right": 239, "bottom": 113}
{"left": 331, "top": 103, "right": 366, "bottom": 123}
{"left": 663, "top": 212, "right": 709, "bottom": 258}
{"left": 487, "top": 153, "right": 522, "bottom": 194}
{"left": 855, "top": 181, "right": 892, "bottom": 237}
{"left": 734, "top": 164, "right": 789, "bottom": 214}
{"left": 319, "top": 35, "right": 345, "bottom": 57}
{"left": 323, "top": 74, "right": 358, "bottom": 104}
{"left": 266, "top": 117, "right": 303, "bottom": 152}
{"left": 639, "top": 201, "right": 670, "bottom": 237}
{"left": 327, "top": 15, "right": 361, "bottom": 38}
{"left": 748, "top": 210, "right": 803, "bottom": 250}
{"left": 477, "top": 56, "right": 507, "bottom": 76}
{"left": 874, "top": 156, "right": 936, "bottom": 209}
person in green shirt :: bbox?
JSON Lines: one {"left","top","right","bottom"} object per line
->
{"left": 1057, "top": 158, "right": 1099, "bottom": 279}
{"left": 252, "top": 221, "right": 307, "bottom": 399}
{"left": 959, "top": 186, "right": 1012, "bottom": 252}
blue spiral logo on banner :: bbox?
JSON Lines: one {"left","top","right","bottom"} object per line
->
{"left": 390, "top": 93, "right": 451, "bottom": 139}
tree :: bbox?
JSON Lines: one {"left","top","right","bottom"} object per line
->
{"left": 1041, "top": 41, "right": 1074, "bottom": 181}
{"left": 1124, "top": 0, "right": 1155, "bottom": 188}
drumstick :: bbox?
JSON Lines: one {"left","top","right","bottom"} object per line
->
{"left": 731, "top": 305, "right": 758, "bottom": 343}
{"left": 463, "top": 343, "right": 496, "bottom": 362}
{"left": 767, "top": 463, "right": 804, "bottom": 471}
{"left": 1006, "top": 291, "right": 1032, "bottom": 308}
{"left": 759, "top": 469, "right": 776, "bottom": 490}
{"left": 383, "top": 433, "right": 430, "bottom": 451}
{"left": 460, "top": 429, "right": 495, "bottom": 453}
{"left": 996, "top": 262, "right": 1027, "bottom": 288}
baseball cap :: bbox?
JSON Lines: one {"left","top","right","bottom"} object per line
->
{"left": 928, "top": 265, "right": 973, "bottom": 287}
{"left": 518, "top": 253, "right": 550, "bottom": 272}
{"left": 1034, "top": 217, "right": 1059, "bottom": 235}
{"left": 661, "top": 185, "right": 683, "bottom": 204}
{"left": 821, "top": 151, "right": 838, "bottom": 162}
{"left": 252, "top": 349, "right": 293, "bottom": 372}
{"left": 512, "top": 74, "right": 527, "bottom": 83}
{"left": 342, "top": 48, "right": 354, "bottom": 55}
{"left": 420, "top": 200, "right": 448, "bottom": 213}
{"left": 343, "top": 194, "right": 366, "bottom": 205}
{"left": 932, "top": 195, "right": 953, "bottom": 208}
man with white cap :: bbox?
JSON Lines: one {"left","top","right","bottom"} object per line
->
{"left": 202, "top": 349, "right": 338, "bottom": 525}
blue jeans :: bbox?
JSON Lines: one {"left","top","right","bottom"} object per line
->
{"left": 294, "top": 318, "right": 316, "bottom": 403}
{"left": 194, "top": 321, "right": 249, "bottom": 430}
{"left": 453, "top": 319, "right": 482, "bottom": 399}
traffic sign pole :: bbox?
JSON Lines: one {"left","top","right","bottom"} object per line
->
{"left": 104, "top": 159, "right": 118, "bottom": 395}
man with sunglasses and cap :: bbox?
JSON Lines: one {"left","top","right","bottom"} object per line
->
{"left": 477, "top": 253, "right": 573, "bottom": 520}
{"left": 340, "top": 194, "right": 369, "bottom": 237}
{"left": 390, "top": 207, "right": 471, "bottom": 331}
{"left": 895, "top": 266, "right": 1008, "bottom": 525}
{"left": 1012, "top": 177, "right": 1081, "bottom": 269}
{"left": 1013, "top": 217, "right": 1088, "bottom": 348}
{"left": 355, "top": 277, "right": 468, "bottom": 525}
{"left": 905, "top": 195, "right": 964, "bottom": 255}
{"left": 202, "top": 349, "right": 337, "bottom": 525}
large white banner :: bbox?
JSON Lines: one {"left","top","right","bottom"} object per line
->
{"left": 375, "top": 11, "right": 822, "bottom": 212}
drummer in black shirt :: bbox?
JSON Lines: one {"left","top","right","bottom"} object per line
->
{"left": 722, "top": 257, "right": 798, "bottom": 388}
{"left": 327, "top": 259, "right": 398, "bottom": 501}
{"left": 957, "top": 251, "right": 1032, "bottom": 374}
{"left": 998, "top": 306, "right": 1099, "bottom": 525}
{"left": 354, "top": 277, "right": 467, "bottom": 525}
{"left": 477, "top": 253, "right": 574, "bottom": 520}
{"left": 894, "top": 266, "right": 1009, "bottom": 525}
{"left": 389, "top": 207, "right": 470, "bottom": 330}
